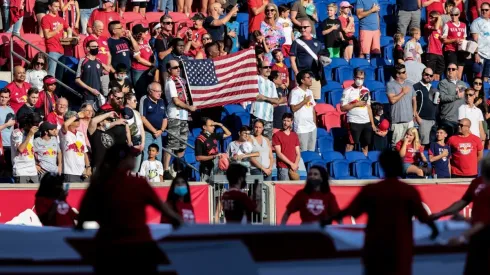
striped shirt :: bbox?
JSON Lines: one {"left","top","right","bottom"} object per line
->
{"left": 250, "top": 76, "right": 278, "bottom": 122}
{"left": 165, "top": 76, "right": 189, "bottom": 120}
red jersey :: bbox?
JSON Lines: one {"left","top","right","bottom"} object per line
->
{"left": 221, "top": 189, "right": 256, "bottom": 223}
{"left": 447, "top": 134, "right": 483, "bottom": 176}
{"left": 46, "top": 112, "right": 64, "bottom": 127}
{"left": 286, "top": 190, "right": 340, "bottom": 224}
{"left": 161, "top": 201, "right": 195, "bottom": 224}
{"left": 272, "top": 62, "right": 289, "bottom": 84}
{"left": 35, "top": 91, "right": 57, "bottom": 118}
{"left": 87, "top": 9, "right": 121, "bottom": 38}
{"left": 6, "top": 81, "right": 31, "bottom": 113}
{"left": 9, "top": 0, "right": 24, "bottom": 25}
{"left": 248, "top": 0, "right": 266, "bottom": 34}
{"left": 41, "top": 14, "right": 69, "bottom": 54}
{"left": 183, "top": 28, "right": 207, "bottom": 58}
{"left": 338, "top": 16, "right": 354, "bottom": 37}
{"left": 423, "top": 0, "right": 445, "bottom": 17}
{"left": 35, "top": 197, "right": 77, "bottom": 227}
{"left": 443, "top": 21, "right": 466, "bottom": 52}
{"left": 344, "top": 178, "right": 430, "bottom": 275}
{"left": 83, "top": 34, "right": 110, "bottom": 66}
{"left": 131, "top": 39, "right": 153, "bottom": 71}
{"left": 396, "top": 141, "right": 424, "bottom": 164}
{"left": 425, "top": 23, "right": 443, "bottom": 55}
{"left": 272, "top": 130, "right": 300, "bottom": 169}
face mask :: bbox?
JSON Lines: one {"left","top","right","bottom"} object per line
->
{"left": 355, "top": 79, "right": 364, "bottom": 87}
{"left": 307, "top": 179, "right": 322, "bottom": 188}
{"left": 103, "top": 122, "right": 111, "bottom": 130}
{"left": 174, "top": 185, "right": 188, "bottom": 196}
{"left": 89, "top": 48, "right": 99, "bottom": 56}
{"left": 116, "top": 75, "right": 127, "bottom": 81}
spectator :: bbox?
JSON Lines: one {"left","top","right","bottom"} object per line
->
{"left": 273, "top": 113, "right": 301, "bottom": 181}
{"left": 117, "top": 0, "right": 126, "bottom": 16}
{"left": 84, "top": 20, "right": 113, "bottom": 96}
{"left": 356, "top": 0, "right": 381, "bottom": 59}
{"left": 413, "top": 68, "right": 439, "bottom": 147}
{"left": 161, "top": 176, "right": 195, "bottom": 224}
{"left": 341, "top": 68, "right": 375, "bottom": 156}
{"left": 226, "top": 126, "right": 260, "bottom": 171}
{"left": 387, "top": 64, "right": 417, "bottom": 147}
{"left": 393, "top": 33, "right": 405, "bottom": 65}
{"left": 109, "top": 64, "right": 134, "bottom": 95}
{"left": 161, "top": 38, "right": 188, "bottom": 84}
{"left": 442, "top": 7, "right": 467, "bottom": 79}
{"left": 176, "top": 0, "right": 191, "bottom": 15}
{"left": 404, "top": 51, "right": 427, "bottom": 82}
{"left": 60, "top": 0, "right": 79, "bottom": 31}
{"left": 269, "top": 70, "right": 289, "bottom": 132}
{"left": 428, "top": 127, "right": 451, "bottom": 178}
{"left": 99, "top": 87, "right": 130, "bottom": 146}
{"left": 225, "top": 7, "right": 240, "bottom": 54}
{"left": 33, "top": 121, "right": 61, "bottom": 176}
{"left": 87, "top": 110, "right": 120, "bottom": 168}
{"left": 123, "top": 93, "right": 144, "bottom": 172}
{"left": 397, "top": 0, "right": 421, "bottom": 35}
{"left": 441, "top": 1, "right": 455, "bottom": 25}
{"left": 471, "top": 2, "right": 490, "bottom": 82}
{"left": 41, "top": 0, "right": 71, "bottom": 76}
{"left": 6, "top": 0, "right": 24, "bottom": 35}
{"left": 149, "top": 23, "right": 161, "bottom": 49}
{"left": 131, "top": 24, "right": 155, "bottom": 95}
{"left": 164, "top": 60, "right": 196, "bottom": 179}
{"left": 195, "top": 117, "right": 231, "bottom": 182}
{"left": 473, "top": 77, "right": 490, "bottom": 143}
{"left": 35, "top": 76, "right": 58, "bottom": 120}
{"left": 6, "top": 66, "right": 31, "bottom": 113}
{"left": 248, "top": 0, "right": 267, "bottom": 34}
{"left": 132, "top": 0, "right": 148, "bottom": 16}
{"left": 338, "top": 1, "right": 356, "bottom": 61}
{"left": 34, "top": 0, "right": 50, "bottom": 36}
{"left": 153, "top": 15, "right": 174, "bottom": 74}
{"left": 290, "top": 19, "right": 322, "bottom": 100}
{"left": 290, "top": 70, "right": 317, "bottom": 152}
{"left": 439, "top": 63, "right": 467, "bottom": 136}
{"left": 322, "top": 3, "right": 344, "bottom": 58}
{"left": 423, "top": 0, "right": 444, "bottom": 17}
{"left": 159, "top": 0, "right": 173, "bottom": 14}
{"left": 46, "top": 97, "right": 68, "bottom": 130}
{"left": 139, "top": 82, "right": 167, "bottom": 162}
{"left": 76, "top": 39, "right": 107, "bottom": 107}
{"left": 77, "top": 102, "right": 94, "bottom": 150}
{"left": 371, "top": 102, "right": 388, "bottom": 150}
{"left": 61, "top": 110, "right": 91, "bottom": 182}
{"left": 78, "top": 0, "right": 99, "bottom": 35}
{"left": 278, "top": 4, "right": 294, "bottom": 56}
{"left": 261, "top": 3, "right": 285, "bottom": 61}
{"left": 271, "top": 49, "right": 290, "bottom": 88}
{"left": 107, "top": 21, "right": 140, "bottom": 82}
{"left": 11, "top": 113, "right": 41, "bottom": 183}
{"left": 139, "top": 143, "right": 164, "bottom": 182}
{"left": 447, "top": 118, "right": 483, "bottom": 178}
{"left": 204, "top": 41, "right": 221, "bottom": 60}
{"left": 0, "top": 89, "right": 15, "bottom": 176}
{"left": 204, "top": 3, "right": 238, "bottom": 42}
{"left": 25, "top": 53, "right": 48, "bottom": 91}
{"left": 87, "top": 0, "right": 120, "bottom": 37}
{"left": 183, "top": 13, "right": 208, "bottom": 58}
{"left": 251, "top": 60, "right": 280, "bottom": 140}
{"left": 250, "top": 30, "right": 271, "bottom": 57}
{"left": 396, "top": 127, "right": 429, "bottom": 178}
{"left": 404, "top": 27, "right": 423, "bottom": 63}
{"left": 291, "top": 0, "right": 318, "bottom": 37}
{"left": 458, "top": 88, "right": 486, "bottom": 142}
{"left": 250, "top": 120, "right": 274, "bottom": 180}
{"left": 424, "top": 11, "right": 444, "bottom": 81}
{"left": 16, "top": 87, "right": 40, "bottom": 121}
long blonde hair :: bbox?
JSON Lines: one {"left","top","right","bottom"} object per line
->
{"left": 265, "top": 3, "right": 279, "bottom": 21}
{"left": 406, "top": 127, "right": 421, "bottom": 150}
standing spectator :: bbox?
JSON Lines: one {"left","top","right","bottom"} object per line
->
{"left": 76, "top": 39, "right": 107, "bottom": 107}
{"left": 261, "top": 3, "right": 285, "bottom": 61}
{"left": 132, "top": 0, "right": 148, "bottom": 16}
{"left": 195, "top": 117, "right": 231, "bottom": 182}
{"left": 471, "top": 2, "right": 490, "bottom": 82}
{"left": 6, "top": 66, "right": 31, "bottom": 114}
{"left": 404, "top": 54, "right": 426, "bottom": 87}
{"left": 34, "top": 76, "right": 57, "bottom": 119}
{"left": 371, "top": 102, "right": 388, "bottom": 150}
{"left": 34, "top": 0, "right": 50, "bottom": 36}
{"left": 226, "top": 126, "right": 260, "bottom": 171}
{"left": 428, "top": 127, "right": 451, "bottom": 178}
{"left": 341, "top": 68, "right": 375, "bottom": 156}
{"left": 441, "top": 1, "right": 455, "bottom": 25}
{"left": 109, "top": 64, "right": 134, "bottom": 95}
{"left": 16, "top": 88, "right": 40, "bottom": 121}
{"left": 163, "top": 60, "right": 196, "bottom": 180}
{"left": 61, "top": 111, "right": 91, "bottom": 182}
{"left": 273, "top": 113, "right": 301, "bottom": 180}
{"left": 176, "top": 0, "right": 191, "bottom": 16}
{"left": 422, "top": 0, "right": 444, "bottom": 16}
{"left": 84, "top": 20, "right": 113, "bottom": 96}
{"left": 60, "top": 0, "right": 79, "bottom": 31}
{"left": 413, "top": 68, "right": 438, "bottom": 147}
{"left": 159, "top": 0, "right": 173, "bottom": 14}
{"left": 278, "top": 4, "right": 294, "bottom": 56}
{"left": 139, "top": 82, "right": 167, "bottom": 162}
{"left": 87, "top": 110, "right": 121, "bottom": 168}
{"left": 204, "top": 3, "right": 238, "bottom": 42}
{"left": 139, "top": 143, "right": 164, "bottom": 182}
{"left": 442, "top": 7, "right": 467, "bottom": 79}
{"left": 34, "top": 121, "right": 61, "bottom": 176}
{"left": 404, "top": 27, "right": 423, "bottom": 63}
{"left": 269, "top": 70, "right": 289, "bottom": 132}
{"left": 458, "top": 88, "right": 486, "bottom": 142}
{"left": 124, "top": 93, "right": 145, "bottom": 172}
{"left": 161, "top": 176, "right": 195, "bottom": 224}
{"left": 107, "top": 21, "right": 140, "bottom": 81}
{"left": 225, "top": 8, "right": 240, "bottom": 54}
{"left": 249, "top": 0, "right": 268, "bottom": 34}
{"left": 338, "top": 1, "right": 356, "bottom": 61}
{"left": 251, "top": 60, "right": 280, "bottom": 140}
{"left": 322, "top": 3, "right": 344, "bottom": 58}
{"left": 26, "top": 53, "right": 48, "bottom": 91}
{"left": 77, "top": 102, "right": 94, "bottom": 150}
{"left": 78, "top": 0, "right": 99, "bottom": 35}
{"left": 99, "top": 88, "right": 130, "bottom": 146}
{"left": 447, "top": 118, "right": 483, "bottom": 178}
{"left": 424, "top": 11, "right": 444, "bottom": 81}
{"left": 250, "top": 120, "right": 274, "bottom": 180}
{"left": 7, "top": 0, "right": 24, "bottom": 35}
{"left": 397, "top": 0, "right": 421, "bottom": 35}
{"left": 387, "top": 64, "right": 417, "bottom": 147}
{"left": 290, "top": 19, "right": 322, "bottom": 100}
{"left": 46, "top": 97, "right": 68, "bottom": 130}
{"left": 393, "top": 33, "right": 405, "bottom": 65}
{"left": 291, "top": 0, "right": 318, "bottom": 37}
{"left": 0, "top": 89, "right": 15, "bottom": 177}
{"left": 183, "top": 13, "right": 208, "bottom": 58}
{"left": 161, "top": 38, "right": 188, "bottom": 84}
{"left": 473, "top": 77, "right": 490, "bottom": 143}
{"left": 41, "top": 0, "right": 71, "bottom": 76}
{"left": 87, "top": 0, "right": 120, "bottom": 38}
{"left": 131, "top": 24, "right": 154, "bottom": 95}
{"left": 153, "top": 15, "right": 174, "bottom": 73}
{"left": 356, "top": 0, "right": 381, "bottom": 59}
{"left": 439, "top": 63, "right": 467, "bottom": 136}
{"left": 11, "top": 113, "right": 41, "bottom": 183}
{"left": 271, "top": 49, "right": 290, "bottom": 88}
{"left": 290, "top": 70, "right": 317, "bottom": 152}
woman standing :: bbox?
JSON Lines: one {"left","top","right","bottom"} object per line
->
{"left": 396, "top": 127, "right": 429, "bottom": 178}
{"left": 249, "top": 120, "right": 274, "bottom": 180}
{"left": 124, "top": 93, "right": 145, "bottom": 172}
{"left": 260, "top": 3, "right": 285, "bottom": 62}
{"left": 76, "top": 144, "right": 183, "bottom": 275}
{"left": 473, "top": 77, "right": 490, "bottom": 147}
{"left": 281, "top": 165, "right": 340, "bottom": 224}
{"left": 131, "top": 24, "right": 154, "bottom": 96}
{"left": 161, "top": 175, "right": 195, "bottom": 224}
{"left": 26, "top": 53, "right": 48, "bottom": 91}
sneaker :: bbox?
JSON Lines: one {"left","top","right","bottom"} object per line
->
{"left": 163, "top": 170, "right": 174, "bottom": 180}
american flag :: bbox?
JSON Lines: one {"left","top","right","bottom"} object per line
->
{"left": 182, "top": 49, "right": 259, "bottom": 109}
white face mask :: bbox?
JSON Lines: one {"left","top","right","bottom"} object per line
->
{"left": 355, "top": 78, "right": 364, "bottom": 87}
{"left": 103, "top": 122, "right": 111, "bottom": 130}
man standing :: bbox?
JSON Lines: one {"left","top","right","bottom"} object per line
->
{"left": 356, "top": 0, "right": 381, "bottom": 60}
{"left": 78, "top": 0, "right": 100, "bottom": 35}
{"left": 447, "top": 118, "right": 483, "bottom": 178}
{"left": 0, "top": 89, "right": 15, "bottom": 177}
{"left": 439, "top": 63, "right": 467, "bottom": 136}
{"left": 33, "top": 122, "right": 62, "bottom": 176}
{"left": 289, "top": 70, "right": 317, "bottom": 152}
{"left": 87, "top": 0, "right": 121, "bottom": 38}
{"left": 107, "top": 21, "right": 140, "bottom": 81}
{"left": 413, "top": 68, "right": 439, "bottom": 148}
{"left": 164, "top": 60, "right": 196, "bottom": 180}
{"left": 153, "top": 15, "right": 174, "bottom": 74}
{"left": 46, "top": 97, "right": 68, "bottom": 130}
{"left": 273, "top": 113, "right": 301, "bottom": 181}
{"left": 204, "top": 3, "right": 238, "bottom": 42}
{"left": 6, "top": 66, "right": 31, "bottom": 113}
{"left": 290, "top": 19, "right": 322, "bottom": 100}
{"left": 250, "top": 60, "right": 280, "bottom": 140}
{"left": 248, "top": 0, "right": 267, "bottom": 34}
{"left": 341, "top": 68, "right": 375, "bottom": 155}
{"left": 61, "top": 111, "right": 91, "bottom": 182}
{"left": 99, "top": 87, "right": 129, "bottom": 147}
{"left": 386, "top": 64, "right": 417, "bottom": 147}
{"left": 471, "top": 2, "right": 490, "bottom": 82}
{"left": 76, "top": 40, "right": 106, "bottom": 106}
{"left": 11, "top": 113, "right": 41, "bottom": 183}
{"left": 397, "top": 0, "right": 421, "bottom": 35}
{"left": 16, "top": 88, "right": 40, "bottom": 121}
{"left": 161, "top": 39, "right": 188, "bottom": 82}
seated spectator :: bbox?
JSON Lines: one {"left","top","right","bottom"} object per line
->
{"left": 226, "top": 126, "right": 260, "bottom": 171}
{"left": 447, "top": 118, "right": 483, "bottom": 178}
{"left": 321, "top": 3, "right": 344, "bottom": 59}
{"left": 269, "top": 70, "right": 289, "bottom": 132}
{"left": 338, "top": 1, "right": 355, "bottom": 61}
{"left": 46, "top": 97, "right": 68, "bottom": 130}
{"left": 34, "top": 122, "right": 61, "bottom": 176}
{"left": 161, "top": 176, "right": 195, "bottom": 224}
{"left": 261, "top": 3, "right": 285, "bottom": 61}
{"left": 36, "top": 76, "right": 58, "bottom": 120}
{"left": 183, "top": 13, "right": 208, "bottom": 58}
{"left": 371, "top": 103, "right": 388, "bottom": 150}
{"left": 84, "top": 20, "right": 113, "bottom": 96}
{"left": 428, "top": 127, "right": 451, "bottom": 178}
{"left": 16, "top": 88, "right": 41, "bottom": 122}
{"left": 139, "top": 143, "right": 164, "bottom": 182}
{"left": 109, "top": 64, "right": 134, "bottom": 96}
{"left": 25, "top": 53, "right": 48, "bottom": 91}
{"left": 396, "top": 127, "right": 429, "bottom": 178}
{"left": 11, "top": 113, "right": 41, "bottom": 183}
{"left": 87, "top": 0, "right": 121, "bottom": 37}
{"left": 61, "top": 111, "right": 91, "bottom": 182}
{"left": 404, "top": 27, "right": 423, "bottom": 63}
{"left": 131, "top": 24, "right": 154, "bottom": 95}
{"left": 393, "top": 33, "right": 405, "bottom": 65}
{"left": 273, "top": 113, "right": 300, "bottom": 181}
{"left": 458, "top": 88, "right": 486, "bottom": 142}
{"left": 76, "top": 39, "right": 108, "bottom": 107}
{"left": 6, "top": 66, "right": 31, "bottom": 114}
{"left": 250, "top": 120, "right": 274, "bottom": 180}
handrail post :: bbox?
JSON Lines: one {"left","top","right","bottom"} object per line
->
{"left": 9, "top": 35, "right": 13, "bottom": 81}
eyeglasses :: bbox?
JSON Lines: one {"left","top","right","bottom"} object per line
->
{"left": 300, "top": 26, "right": 311, "bottom": 29}
{"left": 482, "top": 8, "right": 489, "bottom": 12}
{"left": 162, "top": 21, "right": 174, "bottom": 25}
{"left": 115, "top": 96, "right": 123, "bottom": 101}
{"left": 466, "top": 93, "right": 475, "bottom": 97}
{"left": 451, "top": 14, "right": 460, "bottom": 16}
{"left": 424, "top": 73, "right": 434, "bottom": 77}
{"left": 474, "top": 82, "right": 483, "bottom": 85}
{"left": 150, "top": 89, "right": 162, "bottom": 93}
{"left": 447, "top": 68, "right": 457, "bottom": 71}
{"left": 36, "top": 62, "right": 45, "bottom": 66}
{"left": 261, "top": 66, "right": 272, "bottom": 69}
{"left": 170, "top": 66, "right": 180, "bottom": 70}
{"left": 459, "top": 123, "right": 469, "bottom": 127}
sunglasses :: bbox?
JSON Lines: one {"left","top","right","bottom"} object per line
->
{"left": 162, "top": 21, "right": 174, "bottom": 25}
{"left": 170, "top": 66, "right": 180, "bottom": 70}
{"left": 482, "top": 8, "right": 489, "bottom": 11}
{"left": 451, "top": 14, "right": 460, "bottom": 16}
{"left": 36, "top": 62, "right": 45, "bottom": 66}
{"left": 397, "top": 70, "right": 406, "bottom": 74}
{"left": 474, "top": 82, "right": 483, "bottom": 85}
{"left": 300, "top": 26, "right": 311, "bottom": 29}
{"left": 424, "top": 73, "right": 433, "bottom": 77}
{"left": 115, "top": 96, "right": 123, "bottom": 101}
{"left": 466, "top": 93, "right": 475, "bottom": 96}
{"left": 447, "top": 68, "right": 457, "bottom": 71}
{"left": 266, "top": 9, "right": 276, "bottom": 12}
{"left": 458, "top": 123, "right": 469, "bottom": 127}
{"left": 261, "top": 66, "right": 272, "bottom": 69}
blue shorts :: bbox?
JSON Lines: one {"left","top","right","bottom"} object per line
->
{"left": 402, "top": 163, "right": 412, "bottom": 174}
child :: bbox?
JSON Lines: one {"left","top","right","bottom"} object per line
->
{"left": 393, "top": 32, "right": 405, "bottom": 65}
{"left": 428, "top": 127, "right": 451, "bottom": 178}
{"left": 424, "top": 11, "right": 444, "bottom": 81}
{"left": 278, "top": 4, "right": 294, "bottom": 57}
{"left": 442, "top": 0, "right": 455, "bottom": 25}
{"left": 371, "top": 103, "right": 388, "bottom": 150}
{"left": 338, "top": 1, "right": 355, "bottom": 62}
{"left": 139, "top": 143, "right": 164, "bottom": 183}
{"left": 225, "top": 5, "right": 240, "bottom": 53}
{"left": 321, "top": 3, "right": 344, "bottom": 58}
{"left": 109, "top": 64, "right": 134, "bottom": 95}
{"left": 404, "top": 27, "right": 423, "bottom": 63}
{"left": 271, "top": 49, "right": 290, "bottom": 88}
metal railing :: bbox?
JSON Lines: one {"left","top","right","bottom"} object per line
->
{"left": 10, "top": 33, "right": 82, "bottom": 99}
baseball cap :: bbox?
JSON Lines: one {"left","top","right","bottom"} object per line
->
{"left": 43, "top": 76, "right": 56, "bottom": 85}
{"left": 378, "top": 119, "right": 390, "bottom": 131}
{"left": 339, "top": 1, "right": 353, "bottom": 8}
{"left": 132, "top": 24, "right": 149, "bottom": 35}
{"left": 39, "top": 121, "right": 57, "bottom": 133}
{"left": 191, "top": 13, "right": 206, "bottom": 21}
{"left": 121, "top": 107, "right": 134, "bottom": 120}
{"left": 152, "top": 23, "right": 161, "bottom": 32}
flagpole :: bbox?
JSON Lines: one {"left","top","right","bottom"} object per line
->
{"left": 179, "top": 58, "right": 194, "bottom": 106}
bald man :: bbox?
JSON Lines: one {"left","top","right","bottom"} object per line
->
{"left": 46, "top": 97, "right": 69, "bottom": 130}
{"left": 84, "top": 20, "right": 113, "bottom": 96}
{"left": 446, "top": 118, "right": 484, "bottom": 178}
{"left": 6, "top": 66, "right": 31, "bottom": 113}
{"left": 204, "top": 3, "right": 239, "bottom": 42}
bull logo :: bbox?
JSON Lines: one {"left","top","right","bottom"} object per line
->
{"left": 307, "top": 199, "right": 325, "bottom": 216}
{"left": 66, "top": 141, "right": 85, "bottom": 156}
{"left": 458, "top": 142, "right": 472, "bottom": 155}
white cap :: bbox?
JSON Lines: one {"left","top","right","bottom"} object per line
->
{"left": 152, "top": 23, "right": 162, "bottom": 32}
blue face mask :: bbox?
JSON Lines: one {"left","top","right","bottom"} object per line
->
{"left": 174, "top": 185, "right": 188, "bottom": 196}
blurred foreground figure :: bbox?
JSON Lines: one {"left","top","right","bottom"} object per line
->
{"left": 322, "top": 149, "right": 439, "bottom": 275}
{"left": 76, "top": 144, "right": 182, "bottom": 275}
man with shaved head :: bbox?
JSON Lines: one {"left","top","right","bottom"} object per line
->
{"left": 6, "top": 66, "right": 31, "bottom": 113}
{"left": 204, "top": 2, "right": 239, "bottom": 41}
{"left": 446, "top": 118, "right": 484, "bottom": 178}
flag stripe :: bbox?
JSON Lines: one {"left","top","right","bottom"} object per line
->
{"left": 192, "top": 89, "right": 259, "bottom": 101}
{"left": 190, "top": 77, "right": 258, "bottom": 94}
{"left": 193, "top": 95, "right": 258, "bottom": 108}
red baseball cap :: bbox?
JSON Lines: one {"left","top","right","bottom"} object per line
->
{"left": 43, "top": 76, "right": 56, "bottom": 85}
{"left": 378, "top": 119, "right": 390, "bottom": 131}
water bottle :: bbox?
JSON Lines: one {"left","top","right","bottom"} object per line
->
{"left": 433, "top": 91, "right": 440, "bottom": 104}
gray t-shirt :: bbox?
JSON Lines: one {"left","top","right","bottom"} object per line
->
{"left": 387, "top": 80, "right": 416, "bottom": 124}
{"left": 33, "top": 136, "right": 60, "bottom": 173}
{"left": 0, "top": 106, "right": 14, "bottom": 147}
{"left": 226, "top": 141, "right": 252, "bottom": 169}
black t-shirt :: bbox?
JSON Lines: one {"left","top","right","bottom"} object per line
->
{"left": 88, "top": 129, "right": 115, "bottom": 168}
{"left": 204, "top": 16, "right": 225, "bottom": 42}
{"left": 413, "top": 82, "right": 437, "bottom": 120}
{"left": 16, "top": 104, "right": 40, "bottom": 121}
{"left": 78, "top": 0, "right": 99, "bottom": 9}
{"left": 321, "top": 18, "right": 342, "bottom": 48}
{"left": 273, "top": 87, "right": 289, "bottom": 129}
{"left": 372, "top": 115, "right": 388, "bottom": 151}
{"left": 154, "top": 33, "right": 174, "bottom": 64}
{"left": 109, "top": 78, "right": 133, "bottom": 92}
{"left": 107, "top": 37, "right": 132, "bottom": 70}
{"left": 195, "top": 132, "right": 224, "bottom": 174}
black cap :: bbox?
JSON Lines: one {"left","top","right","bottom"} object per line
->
{"left": 132, "top": 24, "right": 149, "bottom": 35}
{"left": 39, "top": 122, "right": 57, "bottom": 133}
{"left": 122, "top": 107, "right": 134, "bottom": 120}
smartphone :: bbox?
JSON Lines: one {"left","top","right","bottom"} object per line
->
{"left": 64, "top": 182, "right": 70, "bottom": 193}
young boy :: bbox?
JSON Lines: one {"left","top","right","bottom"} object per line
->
{"left": 278, "top": 4, "right": 293, "bottom": 57}
{"left": 442, "top": 0, "right": 455, "bottom": 25}
{"left": 404, "top": 27, "right": 423, "bottom": 63}
{"left": 321, "top": 3, "right": 344, "bottom": 58}
{"left": 271, "top": 49, "right": 290, "bottom": 89}
{"left": 109, "top": 64, "right": 134, "bottom": 95}
{"left": 139, "top": 143, "right": 164, "bottom": 182}
{"left": 425, "top": 11, "right": 444, "bottom": 81}
{"left": 428, "top": 127, "right": 451, "bottom": 178}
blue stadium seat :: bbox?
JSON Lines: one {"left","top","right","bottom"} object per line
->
{"left": 0, "top": 80, "right": 8, "bottom": 89}
{"left": 372, "top": 88, "right": 389, "bottom": 103}
{"left": 321, "top": 82, "right": 342, "bottom": 102}
{"left": 317, "top": 135, "right": 334, "bottom": 153}
{"left": 331, "top": 159, "right": 356, "bottom": 179}
{"left": 364, "top": 80, "right": 385, "bottom": 91}
{"left": 349, "top": 58, "right": 371, "bottom": 68}
{"left": 382, "top": 44, "right": 394, "bottom": 65}
{"left": 419, "top": 36, "right": 427, "bottom": 48}
{"left": 380, "top": 22, "right": 387, "bottom": 36}
{"left": 223, "top": 104, "right": 246, "bottom": 115}
{"left": 367, "top": 151, "right": 382, "bottom": 162}
{"left": 353, "top": 159, "right": 379, "bottom": 179}
{"left": 308, "top": 159, "right": 329, "bottom": 170}
{"left": 380, "top": 36, "right": 394, "bottom": 48}
{"left": 329, "top": 58, "right": 349, "bottom": 69}
{"left": 301, "top": 151, "right": 323, "bottom": 164}
{"left": 323, "top": 66, "right": 333, "bottom": 81}
{"left": 317, "top": 127, "right": 330, "bottom": 138}
{"left": 236, "top": 13, "right": 249, "bottom": 23}
{"left": 484, "top": 82, "right": 490, "bottom": 99}
{"left": 374, "top": 162, "right": 385, "bottom": 178}
{"left": 359, "top": 66, "right": 375, "bottom": 81}
{"left": 316, "top": 2, "right": 328, "bottom": 22}
{"left": 335, "top": 66, "right": 354, "bottom": 83}
{"left": 344, "top": 151, "right": 367, "bottom": 163}
{"left": 192, "top": 128, "right": 202, "bottom": 137}
{"left": 321, "top": 151, "right": 344, "bottom": 163}
{"left": 327, "top": 88, "right": 344, "bottom": 105}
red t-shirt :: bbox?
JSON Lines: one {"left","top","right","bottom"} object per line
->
{"left": 132, "top": 39, "right": 153, "bottom": 71}
{"left": 6, "top": 81, "right": 30, "bottom": 113}
{"left": 444, "top": 21, "right": 466, "bottom": 52}
{"left": 338, "top": 16, "right": 354, "bottom": 37}
{"left": 87, "top": 9, "right": 121, "bottom": 38}
{"left": 35, "top": 197, "right": 77, "bottom": 227}
{"left": 286, "top": 190, "right": 340, "bottom": 224}
{"left": 272, "top": 62, "right": 289, "bottom": 84}
{"left": 221, "top": 189, "right": 256, "bottom": 223}
{"left": 396, "top": 141, "right": 424, "bottom": 164}
{"left": 462, "top": 177, "right": 485, "bottom": 203}
{"left": 35, "top": 91, "right": 58, "bottom": 117}
{"left": 161, "top": 201, "right": 195, "bottom": 224}
{"left": 183, "top": 28, "right": 208, "bottom": 58}
{"left": 83, "top": 34, "right": 110, "bottom": 65}
{"left": 425, "top": 23, "right": 443, "bottom": 56}
{"left": 248, "top": 0, "right": 266, "bottom": 34}
{"left": 447, "top": 134, "right": 483, "bottom": 176}
{"left": 272, "top": 130, "right": 300, "bottom": 169}
{"left": 423, "top": 0, "right": 445, "bottom": 16}
{"left": 345, "top": 178, "right": 430, "bottom": 275}
{"left": 46, "top": 112, "right": 64, "bottom": 127}
{"left": 41, "top": 14, "right": 68, "bottom": 54}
